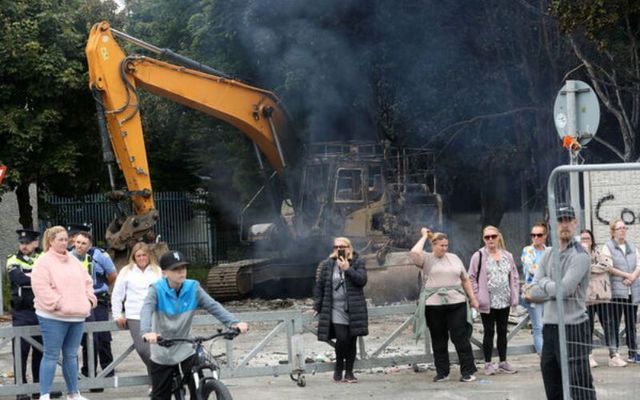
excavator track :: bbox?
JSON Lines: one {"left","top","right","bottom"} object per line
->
{"left": 207, "top": 259, "right": 270, "bottom": 301}
{"left": 207, "top": 258, "right": 319, "bottom": 301}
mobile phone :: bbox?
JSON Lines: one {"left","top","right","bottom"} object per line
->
{"left": 338, "top": 249, "right": 346, "bottom": 259}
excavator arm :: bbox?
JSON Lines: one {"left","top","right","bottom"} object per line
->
{"left": 85, "top": 21, "right": 295, "bottom": 259}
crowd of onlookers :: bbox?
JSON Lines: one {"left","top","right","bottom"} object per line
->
{"left": 6, "top": 224, "right": 247, "bottom": 400}
{"left": 405, "top": 207, "right": 639, "bottom": 399}
{"left": 6, "top": 211, "right": 640, "bottom": 398}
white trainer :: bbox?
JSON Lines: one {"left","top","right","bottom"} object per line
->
{"left": 608, "top": 353, "right": 627, "bottom": 367}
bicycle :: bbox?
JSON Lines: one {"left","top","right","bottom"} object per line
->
{"left": 154, "top": 327, "right": 240, "bottom": 400}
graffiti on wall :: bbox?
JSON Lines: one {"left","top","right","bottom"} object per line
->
{"left": 595, "top": 193, "right": 637, "bottom": 226}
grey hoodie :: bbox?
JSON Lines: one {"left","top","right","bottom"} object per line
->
{"left": 140, "top": 278, "right": 239, "bottom": 365}
{"left": 528, "top": 240, "right": 590, "bottom": 325}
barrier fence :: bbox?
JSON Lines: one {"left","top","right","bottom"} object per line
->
{"left": 548, "top": 163, "right": 640, "bottom": 400}
{"left": 0, "top": 304, "right": 539, "bottom": 396}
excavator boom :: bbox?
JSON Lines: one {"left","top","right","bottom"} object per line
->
{"left": 85, "top": 21, "right": 294, "bottom": 260}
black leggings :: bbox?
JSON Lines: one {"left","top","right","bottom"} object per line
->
{"left": 480, "top": 307, "right": 510, "bottom": 362}
{"left": 333, "top": 323, "right": 357, "bottom": 373}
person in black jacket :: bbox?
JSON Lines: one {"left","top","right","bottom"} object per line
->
{"left": 313, "top": 237, "right": 368, "bottom": 383}
{"left": 7, "top": 229, "right": 42, "bottom": 400}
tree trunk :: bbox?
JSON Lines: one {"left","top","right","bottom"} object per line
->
{"left": 16, "top": 182, "right": 34, "bottom": 229}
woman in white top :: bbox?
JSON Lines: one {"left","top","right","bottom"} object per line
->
{"left": 111, "top": 243, "right": 162, "bottom": 376}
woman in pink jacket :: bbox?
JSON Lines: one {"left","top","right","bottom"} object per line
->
{"left": 32, "top": 226, "right": 97, "bottom": 400}
{"left": 468, "top": 225, "right": 520, "bottom": 376}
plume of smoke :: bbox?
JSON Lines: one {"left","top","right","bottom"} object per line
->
{"left": 234, "top": 0, "right": 376, "bottom": 142}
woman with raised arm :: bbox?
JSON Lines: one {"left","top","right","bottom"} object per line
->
{"left": 410, "top": 228, "right": 479, "bottom": 383}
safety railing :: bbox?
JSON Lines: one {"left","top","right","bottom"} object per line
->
{"left": 0, "top": 304, "right": 538, "bottom": 396}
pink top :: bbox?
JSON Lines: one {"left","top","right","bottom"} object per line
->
{"left": 32, "top": 249, "right": 97, "bottom": 320}
{"left": 410, "top": 251, "right": 469, "bottom": 305}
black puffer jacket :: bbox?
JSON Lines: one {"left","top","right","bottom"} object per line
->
{"left": 313, "top": 252, "right": 368, "bottom": 341}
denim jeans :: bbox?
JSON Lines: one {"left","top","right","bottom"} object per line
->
{"left": 37, "top": 316, "right": 85, "bottom": 395}
{"left": 520, "top": 295, "right": 544, "bottom": 354}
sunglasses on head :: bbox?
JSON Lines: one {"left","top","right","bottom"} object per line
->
{"left": 483, "top": 234, "right": 498, "bottom": 240}
{"left": 530, "top": 233, "right": 545, "bottom": 238}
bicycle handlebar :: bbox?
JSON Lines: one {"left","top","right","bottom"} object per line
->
{"left": 155, "top": 327, "right": 240, "bottom": 347}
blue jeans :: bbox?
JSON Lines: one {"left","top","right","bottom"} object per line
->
{"left": 520, "top": 295, "right": 543, "bottom": 354}
{"left": 37, "top": 316, "right": 85, "bottom": 395}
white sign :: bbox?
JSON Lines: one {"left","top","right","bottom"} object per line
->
{"left": 553, "top": 80, "right": 600, "bottom": 145}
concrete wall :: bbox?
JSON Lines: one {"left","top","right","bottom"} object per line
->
{"left": 0, "top": 184, "right": 38, "bottom": 258}
{"left": 1, "top": 184, "right": 37, "bottom": 314}
{"left": 585, "top": 170, "right": 640, "bottom": 247}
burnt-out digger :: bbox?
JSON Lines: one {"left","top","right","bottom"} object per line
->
{"left": 85, "top": 21, "right": 442, "bottom": 304}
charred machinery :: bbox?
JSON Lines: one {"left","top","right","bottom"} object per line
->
{"left": 85, "top": 21, "right": 442, "bottom": 304}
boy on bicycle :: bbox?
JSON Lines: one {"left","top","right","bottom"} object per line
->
{"left": 141, "top": 250, "right": 249, "bottom": 400}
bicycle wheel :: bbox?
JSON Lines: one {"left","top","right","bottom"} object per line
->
{"left": 201, "top": 378, "right": 233, "bottom": 400}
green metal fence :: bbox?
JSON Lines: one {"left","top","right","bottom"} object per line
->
{"left": 40, "top": 191, "right": 216, "bottom": 264}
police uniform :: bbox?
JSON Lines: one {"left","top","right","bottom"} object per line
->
{"left": 66, "top": 223, "right": 91, "bottom": 251}
{"left": 6, "top": 229, "right": 42, "bottom": 393}
{"left": 68, "top": 224, "right": 116, "bottom": 382}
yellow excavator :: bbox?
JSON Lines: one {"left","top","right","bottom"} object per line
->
{"left": 85, "top": 20, "right": 296, "bottom": 257}
{"left": 86, "top": 21, "right": 443, "bottom": 304}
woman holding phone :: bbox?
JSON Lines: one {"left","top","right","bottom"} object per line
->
{"left": 313, "top": 237, "right": 368, "bottom": 383}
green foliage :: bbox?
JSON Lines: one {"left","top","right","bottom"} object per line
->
{"left": 0, "top": 0, "right": 122, "bottom": 218}
{"left": 551, "top": 0, "right": 640, "bottom": 161}
{"left": 187, "top": 264, "right": 210, "bottom": 287}
{"left": 551, "top": 1, "right": 640, "bottom": 51}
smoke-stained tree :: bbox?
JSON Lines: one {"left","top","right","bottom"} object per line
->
{"left": 0, "top": 0, "right": 121, "bottom": 228}
{"left": 551, "top": 0, "right": 640, "bottom": 161}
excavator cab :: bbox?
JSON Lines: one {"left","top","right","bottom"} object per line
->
{"left": 296, "top": 141, "right": 443, "bottom": 304}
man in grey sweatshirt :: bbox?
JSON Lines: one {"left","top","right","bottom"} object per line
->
{"left": 525, "top": 204, "right": 596, "bottom": 400}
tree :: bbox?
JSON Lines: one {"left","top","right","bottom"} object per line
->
{"left": 551, "top": 0, "right": 640, "bottom": 161}
{"left": 0, "top": 0, "right": 121, "bottom": 228}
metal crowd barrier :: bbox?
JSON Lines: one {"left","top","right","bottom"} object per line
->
{"left": 0, "top": 304, "right": 538, "bottom": 396}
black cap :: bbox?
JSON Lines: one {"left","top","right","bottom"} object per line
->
{"left": 556, "top": 204, "right": 576, "bottom": 220}
{"left": 66, "top": 223, "right": 91, "bottom": 236}
{"left": 159, "top": 250, "right": 189, "bottom": 270}
{"left": 16, "top": 229, "right": 40, "bottom": 244}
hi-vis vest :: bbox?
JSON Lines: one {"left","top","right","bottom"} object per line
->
{"left": 80, "top": 254, "right": 93, "bottom": 275}
{"left": 6, "top": 251, "right": 41, "bottom": 311}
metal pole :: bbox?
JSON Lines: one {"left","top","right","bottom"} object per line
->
{"left": 0, "top": 267, "right": 4, "bottom": 315}
{"left": 565, "top": 80, "right": 583, "bottom": 228}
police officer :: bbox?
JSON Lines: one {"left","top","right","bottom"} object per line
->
{"left": 6, "top": 229, "right": 42, "bottom": 400}
{"left": 69, "top": 227, "right": 117, "bottom": 391}
{"left": 66, "top": 223, "right": 91, "bottom": 250}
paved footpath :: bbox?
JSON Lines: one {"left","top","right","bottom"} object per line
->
{"left": 4, "top": 354, "right": 633, "bottom": 400}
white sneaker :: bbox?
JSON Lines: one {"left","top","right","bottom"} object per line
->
{"left": 66, "top": 393, "right": 90, "bottom": 400}
{"left": 608, "top": 353, "right": 627, "bottom": 367}
{"left": 39, "top": 395, "right": 50, "bottom": 400}
{"left": 589, "top": 354, "right": 598, "bottom": 368}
